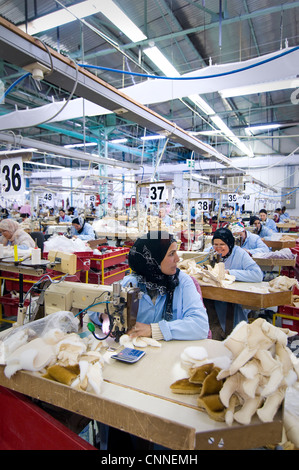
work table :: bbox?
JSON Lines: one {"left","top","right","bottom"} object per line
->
{"left": 0, "top": 334, "right": 283, "bottom": 450}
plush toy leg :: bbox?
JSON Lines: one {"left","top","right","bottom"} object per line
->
{"left": 234, "top": 396, "right": 262, "bottom": 425}
{"left": 257, "top": 387, "right": 286, "bottom": 423}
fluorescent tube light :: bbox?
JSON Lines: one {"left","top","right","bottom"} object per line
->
{"left": 245, "top": 124, "right": 282, "bottom": 135}
{"left": 24, "top": 161, "right": 65, "bottom": 169}
{"left": 100, "top": 1, "right": 146, "bottom": 42}
{"left": 19, "top": 0, "right": 105, "bottom": 35}
{"left": 64, "top": 142, "right": 97, "bottom": 148}
{"left": 220, "top": 78, "right": 299, "bottom": 98}
{"left": 109, "top": 138, "right": 128, "bottom": 144}
{"left": 143, "top": 47, "right": 180, "bottom": 77}
{"left": 0, "top": 148, "right": 37, "bottom": 155}
{"left": 141, "top": 134, "right": 166, "bottom": 141}
{"left": 188, "top": 94, "right": 215, "bottom": 116}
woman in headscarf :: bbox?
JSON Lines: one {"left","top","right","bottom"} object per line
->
{"left": 122, "top": 231, "right": 209, "bottom": 341}
{"left": 71, "top": 216, "right": 96, "bottom": 241}
{"left": 208, "top": 228, "right": 263, "bottom": 338}
{"left": 0, "top": 219, "right": 35, "bottom": 250}
{"left": 250, "top": 215, "right": 273, "bottom": 239}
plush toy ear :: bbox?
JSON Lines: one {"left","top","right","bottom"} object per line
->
{"left": 197, "top": 394, "right": 226, "bottom": 422}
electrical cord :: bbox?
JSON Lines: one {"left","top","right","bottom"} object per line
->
{"left": 77, "top": 45, "right": 299, "bottom": 81}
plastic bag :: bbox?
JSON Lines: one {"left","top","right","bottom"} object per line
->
{"left": 0, "top": 311, "right": 79, "bottom": 364}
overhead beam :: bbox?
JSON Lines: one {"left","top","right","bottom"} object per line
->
{"left": 0, "top": 16, "right": 243, "bottom": 171}
{"left": 0, "top": 132, "right": 140, "bottom": 170}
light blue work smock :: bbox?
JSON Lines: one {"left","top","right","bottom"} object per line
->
{"left": 264, "top": 218, "right": 278, "bottom": 232}
{"left": 71, "top": 222, "right": 95, "bottom": 241}
{"left": 241, "top": 230, "right": 271, "bottom": 255}
{"left": 121, "top": 271, "right": 209, "bottom": 341}
{"left": 214, "top": 245, "right": 263, "bottom": 330}
{"left": 258, "top": 225, "right": 273, "bottom": 239}
{"left": 59, "top": 215, "right": 72, "bottom": 223}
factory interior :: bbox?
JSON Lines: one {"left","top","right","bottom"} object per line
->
{"left": 0, "top": 0, "right": 299, "bottom": 452}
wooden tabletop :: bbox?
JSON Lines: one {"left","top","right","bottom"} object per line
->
{"left": 0, "top": 335, "right": 283, "bottom": 450}
{"left": 264, "top": 240, "right": 296, "bottom": 250}
{"left": 201, "top": 281, "right": 292, "bottom": 308}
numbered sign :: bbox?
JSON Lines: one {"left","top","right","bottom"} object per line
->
{"left": 1, "top": 157, "right": 24, "bottom": 197}
{"left": 196, "top": 199, "right": 210, "bottom": 212}
{"left": 227, "top": 193, "right": 237, "bottom": 204}
{"left": 43, "top": 192, "right": 54, "bottom": 207}
{"left": 149, "top": 183, "right": 166, "bottom": 202}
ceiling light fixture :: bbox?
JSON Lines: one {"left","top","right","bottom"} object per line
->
{"left": 64, "top": 142, "right": 97, "bottom": 148}
{"left": 19, "top": 0, "right": 104, "bottom": 35}
{"left": 109, "top": 138, "right": 128, "bottom": 144}
{"left": 141, "top": 135, "right": 166, "bottom": 141}
{"left": 245, "top": 124, "right": 282, "bottom": 135}
{"left": 24, "top": 161, "right": 65, "bottom": 169}
{"left": 0, "top": 147, "right": 37, "bottom": 155}
{"left": 220, "top": 78, "right": 299, "bottom": 98}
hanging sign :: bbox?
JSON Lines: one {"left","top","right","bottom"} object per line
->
{"left": 1, "top": 157, "right": 24, "bottom": 197}
{"left": 186, "top": 159, "right": 195, "bottom": 168}
{"left": 42, "top": 192, "right": 55, "bottom": 207}
{"left": 149, "top": 183, "right": 166, "bottom": 202}
{"left": 227, "top": 193, "right": 237, "bottom": 204}
{"left": 196, "top": 199, "right": 210, "bottom": 212}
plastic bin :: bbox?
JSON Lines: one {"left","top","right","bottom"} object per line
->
{"left": 90, "top": 247, "right": 129, "bottom": 270}
{"left": 43, "top": 251, "right": 91, "bottom": 271}
{"left": 82, "top": 263, "right": 130, "bottom": 285}
{"left": 277, "top": 285, "right": 299, "bottom": 333}
{"left": 0, "top": 294, "right": 30, "bottom": 317}
{"left": 1, "top": 269, "right": 64, "bottom": 292}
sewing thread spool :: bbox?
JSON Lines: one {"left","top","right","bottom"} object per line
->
{"left": 14, "top": 244, "right": 18, "bottom": 261}
{"left": 31, "top": 247, "right": 41, "bottom": 264}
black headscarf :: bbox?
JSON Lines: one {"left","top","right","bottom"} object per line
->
{"left": 212, "top": 227, "right": 235, "bottom": 260}
{"left": 250, "top": 215, "right": 262, "bottom": 234}
{"left": 128, "top": 231, "right": 180, "bottom": 321}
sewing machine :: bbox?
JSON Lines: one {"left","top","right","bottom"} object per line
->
{"left": 44, "top": 281, "right": 140, "bottom": 342}
{"left": 208, "top": 251, "right": 223, "bottom": 268}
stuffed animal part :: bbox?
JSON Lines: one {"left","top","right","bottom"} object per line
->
{"left": 218, "top": 318, "right": 299, "bottom": 426}
{"left": 3, "top": 327, "right": 107, "bottom": 397}
{"left": 170, "top": 318, "right": 299, "bottom": 430}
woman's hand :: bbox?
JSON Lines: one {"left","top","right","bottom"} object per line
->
{"left": 127, "top": 322, "right": 152, "bottom": 338}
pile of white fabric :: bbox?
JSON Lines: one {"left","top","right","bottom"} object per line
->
{"left": 254, "top": 248, "right": 295, "bottom": 260}
{"left": 44, "top": 235, "right": 93, "bottom": 253}
{"left": 0, "top": 312, "right": 107, "bottom": 396}
{"left": 178, "top": 258, "right": 235, "bottom": 287}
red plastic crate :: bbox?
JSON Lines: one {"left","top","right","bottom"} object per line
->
{"left": 90, "top": 247, "right": 129, "bottom": 270}
{"left": 281, "top": 317, "right": 299, "bottom": 334}
{"left": 43, "top": 251, "right": 91, "bottom": 271}
{"left": 2, "top": 269, "right": 64, "bottom": 292}
{"left": 82, "top": 263, "right": 130, "bottom": 285}
{"left": 0, "top": 294, "right": 30, "bottom": 317}
{"left": 278, "top": 289, "right": 299, "bottom": 333}
{"left": 290, "top": 247, "right": 299, "bottom": 266}
{"left": 280, "top": 268, "right": 295, "bottom": 278}
{"left": 74, "top": 252, "right": 91, "bottom": 271}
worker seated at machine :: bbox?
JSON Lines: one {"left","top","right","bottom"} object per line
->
{"left": 89, "top": 230, "right": 209, "bottom": 341}
{"left": 58, "top": 208, "right": 72, "bottom": 223}
{"left": 0, "top": 219, "right": 35, "bottom": 250}
{"left": 230, "top": 221, "right": 271, "bottom": 256}
{"left": 259, "top": 209, "right": 278, "bottom": 232}
{"left": 206, "top": 228, "right": 263, "bottom": 340}
{"left": 158, "top": 206, "right": 173, "bottom": 227}
{"left": 250, "top": 215, "right": 273, "bottom": 239}
{"left": 71, "top": 216, "right": 96, "bottom": 241}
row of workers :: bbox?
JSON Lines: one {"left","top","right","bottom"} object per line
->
{"left": 0, "top": 216, "right": 95, "bottom": 249}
